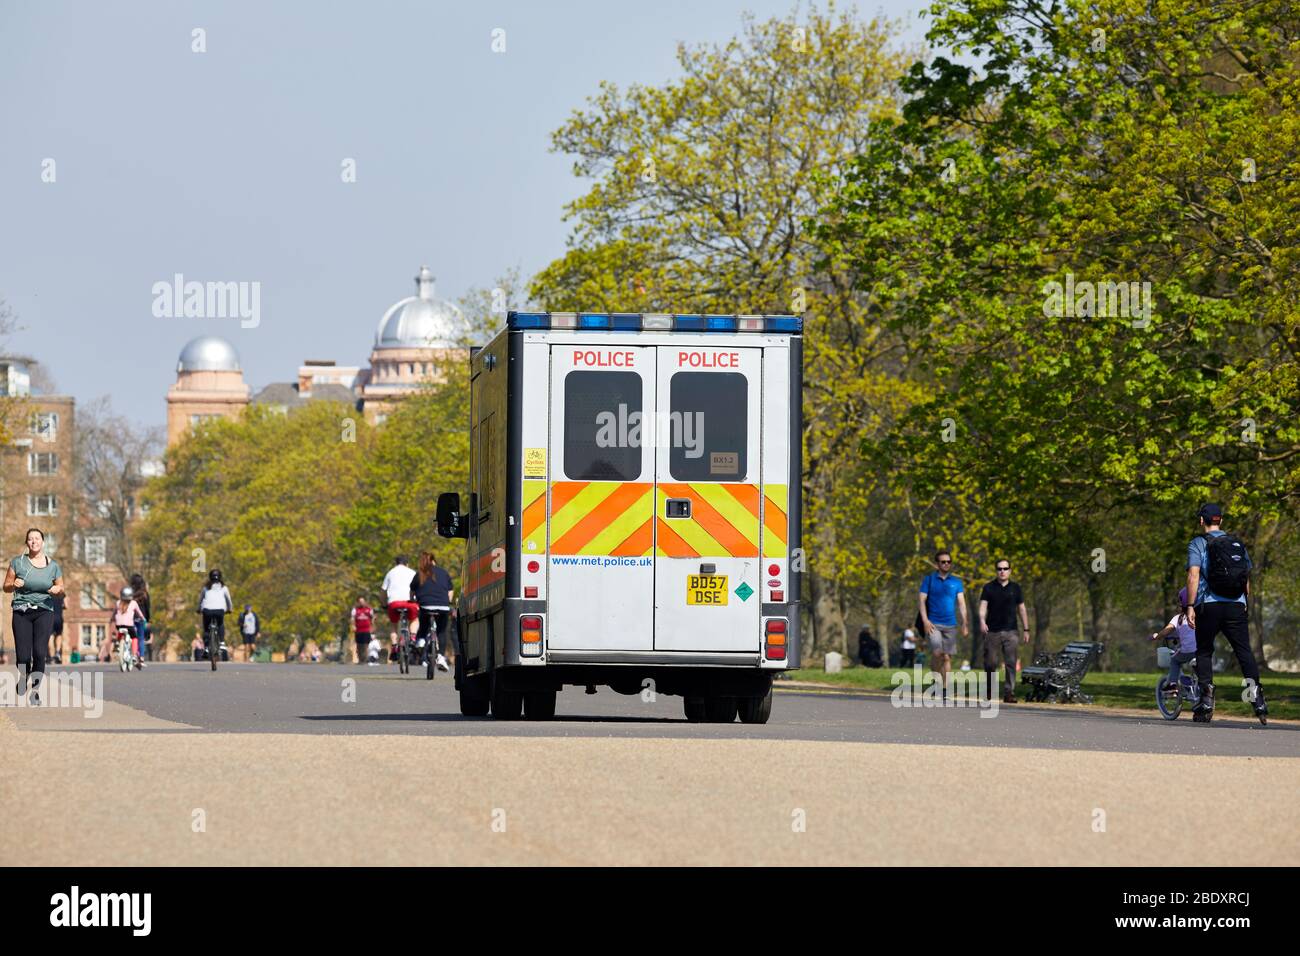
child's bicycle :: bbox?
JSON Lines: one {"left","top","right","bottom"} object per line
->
{"left": 1155, "top": 637, "right": 1198, "bottom": 720}
{"left": 114, "top": 624, "right": 138, "bottom": 673}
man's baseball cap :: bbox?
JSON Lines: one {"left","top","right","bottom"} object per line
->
{"left": 903, "top": 628, "right": 915, "bottom": 638}
{"left": 1197, "top": 502, "right": 1223, "bottom": 521}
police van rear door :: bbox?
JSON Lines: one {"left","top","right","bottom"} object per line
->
{"left": 653, "top": 345, "right": 763, "bottom": 651}
{"left": 545, "top": 344, "right": 656, "bottom": 651}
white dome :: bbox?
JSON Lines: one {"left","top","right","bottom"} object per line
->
{"left": 178, "top": 336, "right": 241, "bottom": 372}
{"left": 375, "top": 266, "right": 466, "bottom": 349}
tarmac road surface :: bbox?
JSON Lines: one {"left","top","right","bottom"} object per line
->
{"left": 3, "top": 663, "right": 1296, "bottom": 865}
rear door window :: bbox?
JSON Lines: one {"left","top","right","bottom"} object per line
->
{"left": 669, "top": 371, "right": 747, "bottom": 481}
{"left": 563, "top": 371, "right": 642, "bottom": 480}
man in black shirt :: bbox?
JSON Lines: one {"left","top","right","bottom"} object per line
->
{"left": 978, "top": 560, "right": 1030, "bottom": 703}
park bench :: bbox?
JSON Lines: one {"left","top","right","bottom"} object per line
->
{"left": 1020, "top": 641, "right": 1104, "bottom": 704}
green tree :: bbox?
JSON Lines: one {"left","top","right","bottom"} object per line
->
{"left": 530, "top": 3, "right": 917, "bottom": 657}
{"left": 816, "top": 0, "right": 1300, "bottom": 665}
{"left": 138, "top": 402, "right": 371, "bottom": 652}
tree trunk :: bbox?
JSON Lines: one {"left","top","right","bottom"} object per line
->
{"left": 1086, "top": 575, "right": 1110, "bottom": 671}
{"left": 1030, "top": 580, "right": 1052, "bottom": 659}
{"left": 872, "top": 588, "right": 896, "bottom": 667}
{"left": 808, "top": 566, "right": 847, "bottom": 661}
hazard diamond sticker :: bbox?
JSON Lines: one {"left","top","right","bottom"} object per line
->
{"left": 734, "top": 582, "right": 754, "bottom": 602}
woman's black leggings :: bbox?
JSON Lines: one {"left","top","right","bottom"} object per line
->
{"left": 201, "top": 610, "right": 226, "bottom": 650}
{"left": 13, "top": 608, "right": 54, "bottom": 674}
{"left": 418, "top": 608, "right": 450, "bottom": 653}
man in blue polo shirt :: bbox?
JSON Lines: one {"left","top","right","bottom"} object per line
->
{"left": 919, "top": 550, "right": 968, "bottom": 691}
{"left": 1186, "top": 503, "right": 1266, "bottom": 724}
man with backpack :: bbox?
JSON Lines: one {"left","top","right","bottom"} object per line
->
{"left": 1186, "top": 503, "right": 1266, "bottom": 724}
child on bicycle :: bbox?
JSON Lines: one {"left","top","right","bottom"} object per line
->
{"left": 1151, "top": 586, "right": 1196, "bottom": 687}
{"left": 109, "top": 586, "right": 146, "bottom": 666}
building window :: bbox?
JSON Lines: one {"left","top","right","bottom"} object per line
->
{"left": 85, "top": 536, "right": 107, "bottom": 565}
{"left": 29, "top": 412, "right": 58, "bottom": 441}
{"left": 28, "top": 494, "right": 57, "bottom": 516}
{"left": 80, "top": 624, "right": 105, "bottom": 650}
{"left": 81, "top": 583, "right": 108, "bottom": 610}
{"left": 44, "top": 533, "right": 58, "bottom": 556}
{"left": 190, "top": 413, "right": 219, "bottom": 426}
{"left": 28, "top": 452, "right": 58, "bottom": 475}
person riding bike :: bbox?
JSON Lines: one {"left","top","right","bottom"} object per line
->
{"left": 413, "top": 550, "right": 454, "bottom": 673}
{"left": 110, "top": 586, "right": 146, "bottom": 667}
{"left": 198, "top": 569, "right": 234, "bottom": 660}
{"left": 1151, "top": 587, "right": 1196, "bottom": 695}
{"left": 380, "top": 555, "right": 420, "bottom": 659}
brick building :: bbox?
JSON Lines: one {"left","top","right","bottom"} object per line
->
{"left": 0, "top": 365, "right": 136, "bottom": 660}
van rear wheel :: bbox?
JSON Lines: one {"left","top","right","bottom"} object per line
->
{"left": 683, "top": 696, "right": 707, "bottom": 722}
{"left": 524, "top": 690, "right": 557, "bottom": 720}
{"left": 704, "top": 696, "right": 738, "bottom": 723}
{"left": 490, "top": 674, "right": 524, "bottom": 720}
{"left": 459, "top": 674, "right": 490, "bottom": 717}
{"left": 737, "top": 685, "right": 773, "bottom": 724}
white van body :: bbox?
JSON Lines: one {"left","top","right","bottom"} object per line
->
{"left": 439, "top": 312, "right": 802, "bottom": 723}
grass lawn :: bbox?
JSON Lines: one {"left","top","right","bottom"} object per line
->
{"left": 785, "top": 665, "right": 1300, "bottom": 721}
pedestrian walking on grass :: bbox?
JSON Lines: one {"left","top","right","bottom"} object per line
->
{"left": 978, "top": 559, "right": 1030, "bottom": 703}
{"left": 900, "top": 628, "right": 917, "bottom": 668}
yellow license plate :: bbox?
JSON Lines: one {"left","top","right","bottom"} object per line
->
{"left": 686, "top": 574, "right": 728, "bottom": 605}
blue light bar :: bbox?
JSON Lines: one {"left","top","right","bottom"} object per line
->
{"left": 507, "top": 312, "right": 802, "bottom": 333}
{"left": 765, "top": 315, "right": 802, "bottom": 333}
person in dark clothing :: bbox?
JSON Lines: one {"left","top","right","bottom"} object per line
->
{"left": 130, "top": 573, "right": 151, "bottom": 661}
{"left": 50, "top": 593, "right": 66, "bottom": 664}
{"left": 412, "top": 550, "right": 455, "bottom": 673}
{"left": 1186, "top": 503, "right": 1266, "bottom": 723}
{"left": 4, "top": 528, "right": 65, "bottom": 704}
{"left": 857, "top": 625, "right": 883, "bottom": 667}
{"left": 977, "top": 560, "right": 1030, "bottom": 702}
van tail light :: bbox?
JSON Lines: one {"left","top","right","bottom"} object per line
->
{"left": 765, "top": 619, "right": 787, "bottom": 660}
{"left": 521, "top": 615, "right": 543, "bottom": 657}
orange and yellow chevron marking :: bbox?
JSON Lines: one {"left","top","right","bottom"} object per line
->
{"left": 654, "top": 516, "right": 699, "bottom": 558}
{"left": 655, "top": 483, "right": 760, "bottom": 558}
{"left": 762, "top": 483, "right": 789, "bottom": 558}
{"left": 522, "top": 479, "right": 547, "bottom": 553}
{"left": 549, "top": 481, "right": 654, "bottom": 556}
{"left": 467, "top": 543, "right": 506, "bottom": 594}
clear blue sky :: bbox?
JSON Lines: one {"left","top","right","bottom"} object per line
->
{"left": 0, "top": 0, "right": 930, "bottom": 427}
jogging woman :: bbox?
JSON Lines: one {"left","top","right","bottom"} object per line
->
{"left": 3, "top": 528, "right": 65, "bottom": 704}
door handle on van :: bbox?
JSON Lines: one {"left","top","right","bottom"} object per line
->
{"left": 665, "top": 498, "right": 691, "bottom": 518}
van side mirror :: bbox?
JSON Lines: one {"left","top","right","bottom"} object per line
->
{"left": 437, "top": 492, "right": 467, "bottom": 539}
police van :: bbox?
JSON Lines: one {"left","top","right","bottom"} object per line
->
{"left": 437, "top": 311, "right": 802, "bottom": 723}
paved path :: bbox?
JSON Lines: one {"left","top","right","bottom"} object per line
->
{"left": 3, "top": 664, "right": 1296, "bottom": 865}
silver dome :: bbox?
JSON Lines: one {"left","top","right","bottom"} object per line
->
{"left": 375, "top": 266, "right": 466, "bottom": 350}
{"left": 178, "top": 336, "right": 241, "bottom": 373}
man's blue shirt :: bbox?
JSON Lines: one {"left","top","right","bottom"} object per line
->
{"left": 920, "top": 572, "right": 965, "bottom": 627}
{"left": 1187, "top": 530, "right": 1249, "bottom": 605}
